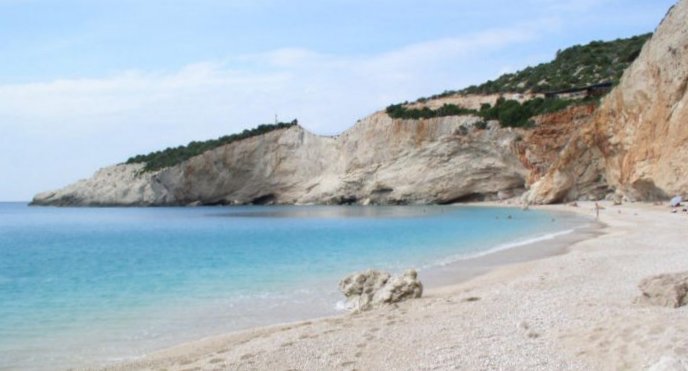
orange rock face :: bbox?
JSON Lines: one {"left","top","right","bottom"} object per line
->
{"left": 517, "top": 104, "right": 597, "bottom": 187}
{"left": 528, "top": 0, "right": 688, "bottom": 203}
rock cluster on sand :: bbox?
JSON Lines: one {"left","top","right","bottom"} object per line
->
{"left": 637, "top": 272, "right": 688, "bottom": 308}
{"left": 338, "top": 269, "right": 423, "bottom": 312}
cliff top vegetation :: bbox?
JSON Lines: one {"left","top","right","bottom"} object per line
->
{"left": 386, "top": 96, "right": 598, "bottom": 128}
{"left": 385, "top": 33, "right": 651, "bottom": 127}
{"left": 125, "top": 120, "right": 298, "bottom": 172}
{"left": 426, "top": 33, "right": 651, "bottom": 99}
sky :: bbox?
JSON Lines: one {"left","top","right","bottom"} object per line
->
{"left": 0, "top": 0, "right": 677, "bottom": 201}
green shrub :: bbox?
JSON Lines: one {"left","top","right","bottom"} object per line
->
{"left": 385, "top": 96, "right": 595, "bottom": 128}
{"left": 385, "top": 103, "right": 478, "bottom": 119}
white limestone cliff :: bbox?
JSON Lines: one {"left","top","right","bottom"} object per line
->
{"left": 32, "top": 113, "right": 527, "bottom": 206}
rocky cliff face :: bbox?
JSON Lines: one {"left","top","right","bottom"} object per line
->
{"left": 517, "top": 104, "right": 597, "bottom": 188}
{"left": 527, "top": 0, "right": 688, "bottom": 203}
{"left": 33, "top": 113, "right": 527, "bottom": 206}
{"left": 34, "top": 1, "right": 687, "bottom": 207}
{"left": 32, "top": 164, "right": 168, "bottom": 206}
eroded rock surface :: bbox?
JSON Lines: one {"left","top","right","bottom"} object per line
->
{"left": 338, "top": 269, "right": 423, "bottom": 312}
{"left": 637, "top": 272, "right": 688, "bottom": 308}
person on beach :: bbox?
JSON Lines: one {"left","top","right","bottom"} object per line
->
{"left": 595, "top": 202, "right": 600, "bottom": 220}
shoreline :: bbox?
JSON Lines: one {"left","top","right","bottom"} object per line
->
{"left": 102, "top": 201, "right": 626, "bottom": 371}
{"left": 421, "top": 218, "right": 603, "bottom": 290}
{"left": 421, "top": 202, "right": 604, "bottom": 289}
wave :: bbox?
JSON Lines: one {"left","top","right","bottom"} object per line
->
{"left": 423, "top": 227, "right": 578, "bottom": 270}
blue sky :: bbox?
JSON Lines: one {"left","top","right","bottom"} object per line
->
{"left": 0, "top": 0, "right": 676, "bottom": 201}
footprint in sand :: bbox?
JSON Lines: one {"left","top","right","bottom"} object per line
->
{"left": 616, "top": 344, "right": 628, "bottom": 355}
{"left": 620, "top": 327, "right": 635, "bottom": 337}
{"left": 178, "top": 358, "right": 195, "bottom": 365}
{"left": 649, "top": 325, "right": 665, "bottom": 335}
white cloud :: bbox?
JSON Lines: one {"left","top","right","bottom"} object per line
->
{"left": 0, "top": 22, "right": 542, "bottom": 130}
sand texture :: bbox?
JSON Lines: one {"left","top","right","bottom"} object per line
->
{"left": 105, "top": 202, "right": 688, "bottom": 370}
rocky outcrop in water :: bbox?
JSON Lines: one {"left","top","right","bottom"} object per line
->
{"left": 338, "top": 269, "right": 423, "bottom": 312}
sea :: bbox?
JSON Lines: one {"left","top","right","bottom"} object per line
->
{"left": 0, "top": 202, "right": 592, "bottom": 369}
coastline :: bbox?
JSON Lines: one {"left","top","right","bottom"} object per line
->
{"left": 99, "top": 201, "right": 678, "bottom": 371}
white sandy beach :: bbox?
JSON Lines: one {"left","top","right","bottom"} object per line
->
{"left": 105, "top": 201, "right": 688, "bottom": 371}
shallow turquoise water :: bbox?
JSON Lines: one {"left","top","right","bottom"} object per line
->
{"left": 0, "top": 203, "right": 587, "bottom": 369}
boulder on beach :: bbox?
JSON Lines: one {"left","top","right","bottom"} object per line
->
{"left": 612, "top": 193, "right": 623, "bottom": 206}
{"left": 338, "top": 269, "right": 423, "bottom": 312}
{"left": 637, "top": 272, "right": 688, "bottom": 308}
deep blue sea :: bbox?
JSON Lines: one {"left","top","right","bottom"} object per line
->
{"left": 0, "top": 203, "right": 589, "bottom": 369}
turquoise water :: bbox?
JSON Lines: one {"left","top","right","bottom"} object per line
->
{"left": 0, "top": 203, "right": 588, "bottom": 369}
